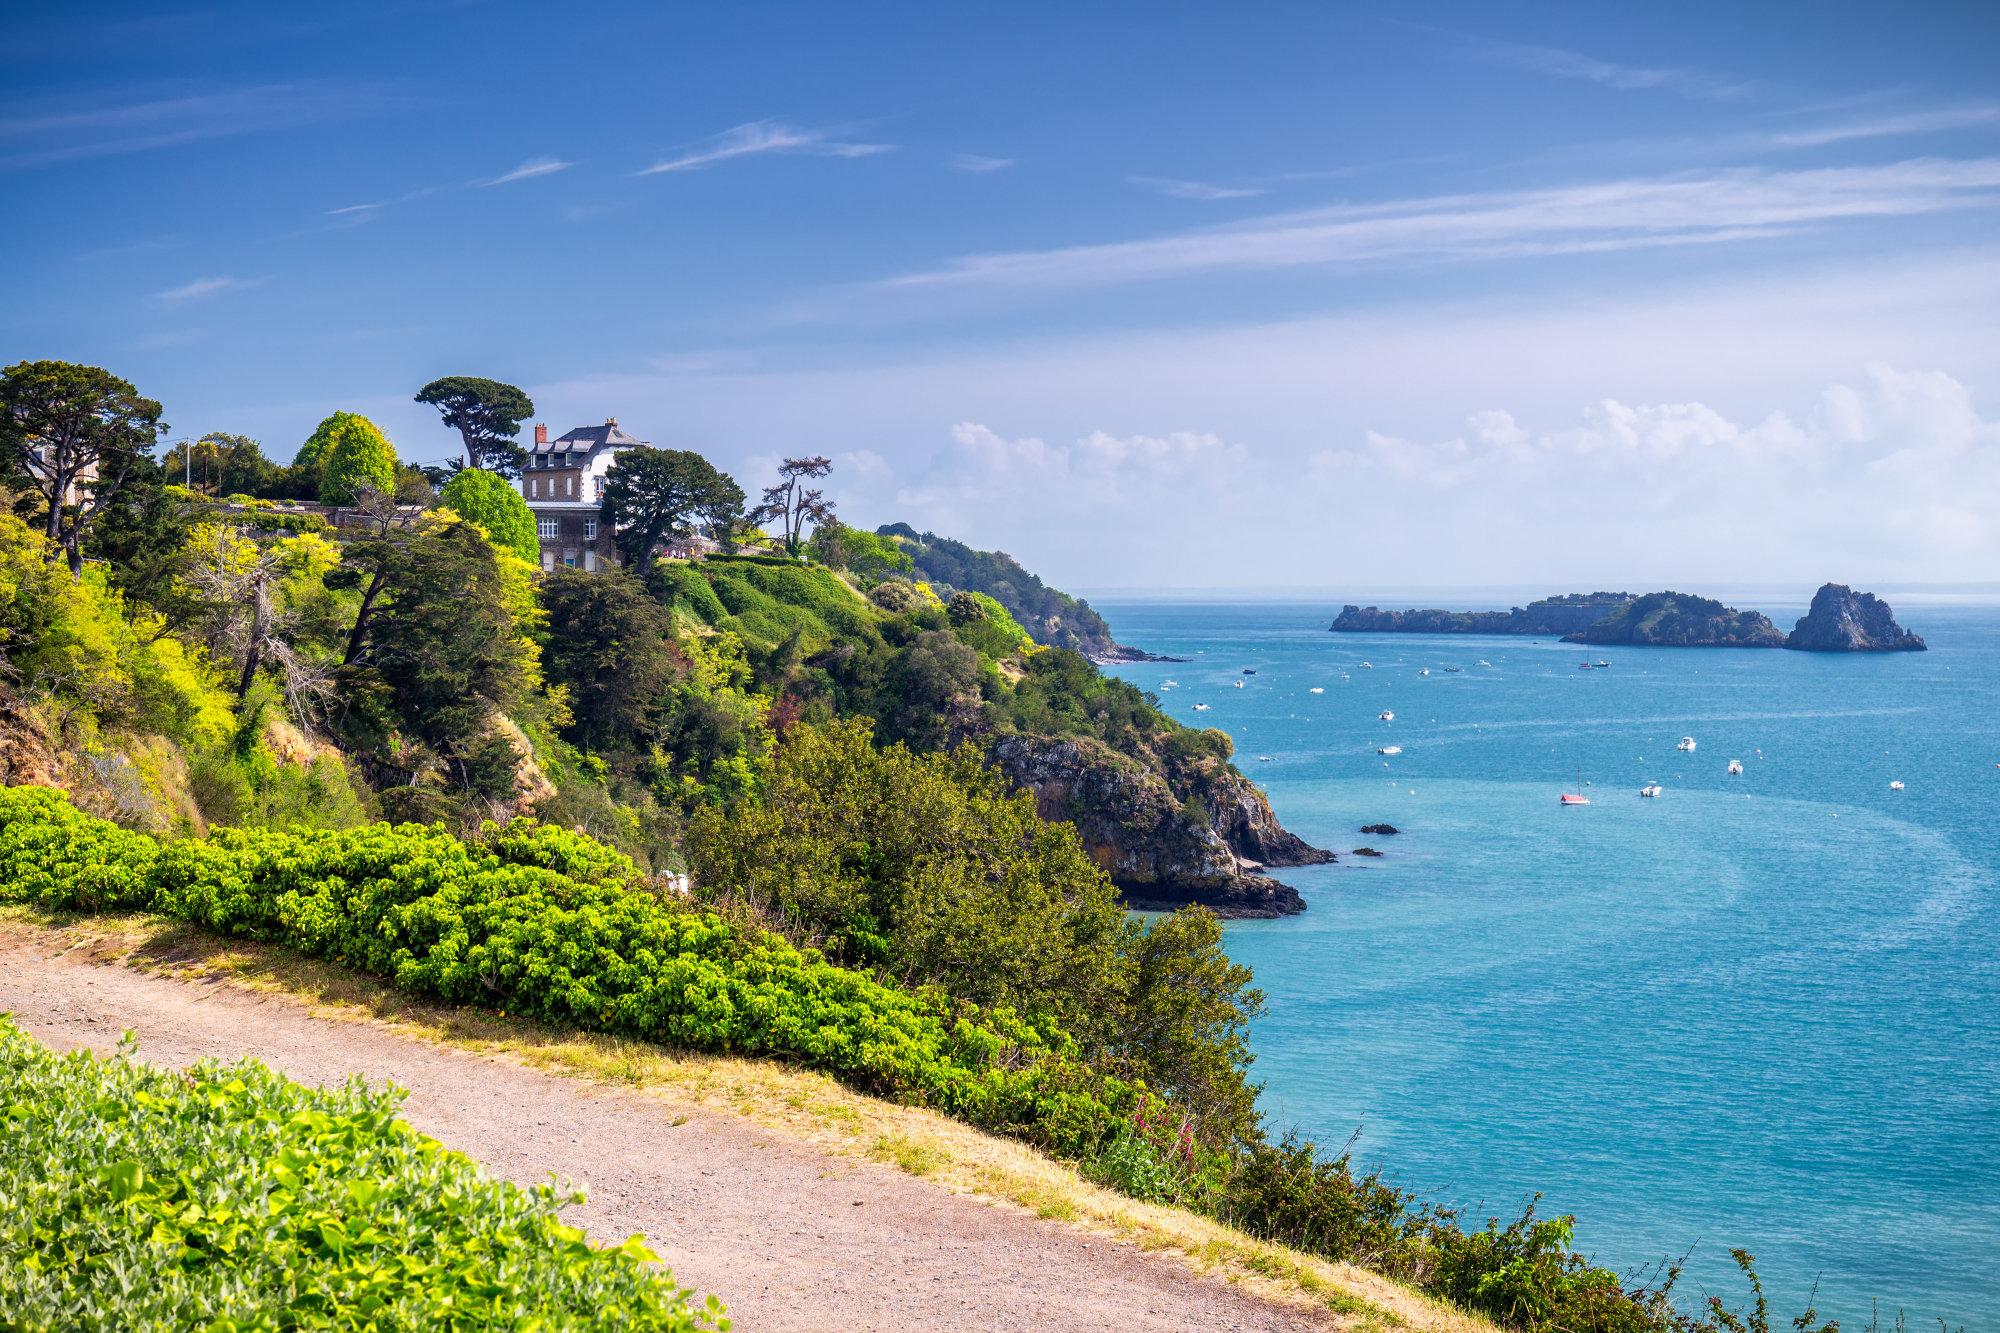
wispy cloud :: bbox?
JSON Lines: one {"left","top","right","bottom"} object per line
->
{"left": 1129, "top": 175, "right": 1265, "bottom": 201}
{"left": 0, "top": 81, "right": 415, "bottom": 168}
{"left": 1468, "top": 37, "right": 1750, "bottom": 98}
{"left": 483, "top": 156, "right": 572, "bottom": 186}
{"left": 951, "top": 153, "right": 1014, "bottom": 173}
{"left": 1761, "top": 103, "right": 2000, "bottom": 148}
{"left": 156, "top": 275, "right": 264, "bottom": 305}
{"left": 324, "top": 186, "right": 438, "bottom": 222}
{"left": 640, "top": 120, "right": 892, "bottom": 175}
{"left": 886, "top": 158, "right": 2000, "bottom": 291}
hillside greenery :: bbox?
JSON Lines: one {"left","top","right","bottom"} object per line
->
{"left": 0, "top": 361, "right": 1860, "bottom": 1333}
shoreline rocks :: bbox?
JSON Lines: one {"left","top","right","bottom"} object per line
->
{"left": 1785, "top": 584, "right": 1927, "bottom": 652}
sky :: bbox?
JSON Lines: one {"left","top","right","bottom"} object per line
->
{"left": 5, "top": 0, "right": 1999, "bottom": 592}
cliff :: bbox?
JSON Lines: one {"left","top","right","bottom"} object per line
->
{"left": 1561, "top": 591, "right": 1785, "bottom": 647}
{"left": 1785, "top": 584, "right": 1927, "bottom": 652}
{"left": 989, "top": 733, "right": 1332, "bottom": 918}
{"left": 1332, "top": 593, "right": 1634, "bottom": 636}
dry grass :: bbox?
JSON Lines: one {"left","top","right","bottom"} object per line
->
{"left": 4, "top": 907, "right": 1498, "bottom": 1333}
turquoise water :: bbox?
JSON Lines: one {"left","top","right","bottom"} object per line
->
{"left": 1092, "top": 595, "right": 1999, "bottom": 1329}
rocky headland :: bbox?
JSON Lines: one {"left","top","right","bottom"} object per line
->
{"left": 1561, "top": 591, "right": 1786, "bottom": 647}
{"left": 989, "top": 734, "right": 1333, "bottom": 918}
{"left": 1785, "top": 583, "right": 1927, "bottom": 652}
{"left": 1332, "top": 592, "right": 1633, "bottom": 637}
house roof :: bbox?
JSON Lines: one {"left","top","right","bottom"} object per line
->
{"left": 535, "top": 418, "right": 646, "bottom": 455}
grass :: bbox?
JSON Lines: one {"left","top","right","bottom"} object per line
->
{"left": 2, "top": 905, "right": 1498, "bottom": 1333}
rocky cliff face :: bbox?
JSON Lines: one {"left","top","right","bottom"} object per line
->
{"left": 1562, "top": 591, "right": 1785, "bottom": 647}
{"left": 988, "top": 734, "right": 1331, "bottom": 918}
{"left": 1785, "top": 584, "right": 1927, "bottom": 652}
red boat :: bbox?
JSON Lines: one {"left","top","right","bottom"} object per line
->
{"left": 1560, "top": 760, "right": 1590, "bottom": 805}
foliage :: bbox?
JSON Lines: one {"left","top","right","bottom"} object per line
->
{"left": 601, "top": 449, "right": 745, "bottom": 568}
{"left": 440, "top": 466, "right": 541, "bottom": 564}
{"left": 804, "top": 520, "right": 913, "bottom": 580}
{"left": 0, "top": 785, "right": 1144, "bottom": 1160}
{"left": 306, "top": 412, "right": 399, "bottom": 507}
{"left": 415, "top": 376, "right": 534, "bottom": 477}
{"left": 538, "top": 567, "right": 678, "bottom": 752}
{"left": 700, "top": 560, "right": 874, "bottom": 650}
{"left": 335, "top": 514, "right": 544, "bottom": 799}
{"left": 876, "top": 524, "right": 1118, "bottom": 654}
{"left": 0, "top": 359, "right": 164, "bottom": 577}
{"left": 0, "top": 1015, "right": 726, "bottom": 1330}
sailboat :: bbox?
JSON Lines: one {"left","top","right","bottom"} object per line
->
{"left": 1560, "top": 760, "right": 1590, "bottom": 805}
{"left": 1677, "top": 737, "right": 1696, "bottom": 751}
{"left": 1727, "top": 760, "right": 1744, "bottom": 775}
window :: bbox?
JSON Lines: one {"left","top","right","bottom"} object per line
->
{"left": 537, "top": 519, "right": 558, "bottom": 539}
{"left": 583, "top": 519, "right": 597, "bottom": 539}
{"left": 563, "top": 549, "right": 577, "bottom": 568}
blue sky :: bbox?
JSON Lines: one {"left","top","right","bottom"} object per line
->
{"left": 6, "top": 1, "right": 1998, "bottom": 589}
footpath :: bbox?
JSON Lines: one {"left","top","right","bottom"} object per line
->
{"left": 0, "top": 921, "right": 1330, "bottom": 1333}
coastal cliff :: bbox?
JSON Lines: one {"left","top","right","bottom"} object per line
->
{"left": 989, "top": 733, "right": 1331, "bottom": 917}
{"left": 1332, "top": 593, "right": 1633, "bottom": 636}
{"left": 1785, "top": 584, "right": 1927, "bottom": 652}
{"left": 1561, "top": 591, "right": 1785, "bottom": 647}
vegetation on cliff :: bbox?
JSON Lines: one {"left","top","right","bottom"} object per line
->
{"left": 1331, "top": 593, "right": 1634, "bottom": 636}
{"left": 873, "top": 523, "right": 1134, "bottom": 657}
{"left": 1561, "top": 591, "right": 1785, "bottom": 647}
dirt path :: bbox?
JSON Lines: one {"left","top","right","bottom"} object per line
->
{"left": 0, "top": 925, "right": 1327, "bottom": 1332}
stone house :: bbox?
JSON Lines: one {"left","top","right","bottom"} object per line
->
{"left": 520, "top": 419, "right": 640, "bottom": 571}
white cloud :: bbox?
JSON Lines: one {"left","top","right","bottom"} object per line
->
{"left": 895, "top": 423, "right": 1254, "bottom": 524}
{"left": 640, "top": 120, "right": 891, "bottom": 175}
{"left": 885, "top": 157, "right": 2000, "bottom": 291}
{"left": 1760, "top": 104, "right": 2000, "bottom": 149}
{"left": 0, "top": 81, "right": 415, "bottom": 169}
{"left": 1129, "top": 175, "right": 1265, "bottom": 201}
{"left": 484, "top": 156, "right": 572, "bottom": 185}
{"left": 951, "top": 153, "right": 1013, "bottom": 173}
{"left": 156, "top": 275, "right": 262, "bottom": 304}
{"left": 1461, "top": 36, "right": 1751, "bottom": 100}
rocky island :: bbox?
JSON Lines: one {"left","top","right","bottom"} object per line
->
{"left": 1785, "top": 583, "right": 1927, "bottom": 652}
{"left": 1562, "top": 591, "right": 1786, "bottom": 647}
{"left": 1332, "top": 592, "right": 1633, "bottom": 636}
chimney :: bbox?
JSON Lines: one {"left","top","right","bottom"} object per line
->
{"left": 534, "top": 424, "right": 548, "bottom": 445}
{"left": 606, "top": 416, "right": 617, "bottom": 426}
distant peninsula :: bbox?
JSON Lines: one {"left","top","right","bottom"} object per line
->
{"left": 1786, "top": 583, "right": 1927, "bottom": 652}
{"left": 1330, "top": 592, "right": 1634, "bottom": 637}
{"left": 1562, "top": 591, "right": 1785, "bottom": 647}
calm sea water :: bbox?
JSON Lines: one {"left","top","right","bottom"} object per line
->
{"left": 1091, "top": 593, "right": 1999, "bottom": 1330}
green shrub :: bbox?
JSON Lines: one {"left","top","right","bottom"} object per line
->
{"left": 651, "top": 562, "right": 729, "bottom": 625}
{"left": 307, "top": 411, "right": 398, "bottom": 506}
{"left": 0, "top": 1017, "right": 725, "bottom": 1330}
{"left": 442, "top": 468, "right": 541, "bottom": 564}
{"left": 0, "top": 785, "right": 1141, "bottom": 1159}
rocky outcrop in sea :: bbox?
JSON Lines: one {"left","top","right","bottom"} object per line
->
{"left": 1785, "top": 584, "right": 1927, "bottom": 652}
{"left": 989, "top": 734, "right": 1332, "bottom": 918}
{"left": 1561, "top": 591, "right": 1786, "bottom": 647}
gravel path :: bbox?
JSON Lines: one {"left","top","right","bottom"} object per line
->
{"left": 0, "top": 926, "right": 1325, "bottom": 1332}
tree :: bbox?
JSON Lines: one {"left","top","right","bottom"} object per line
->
{"left": 210, "top": 434, "right": 278, "bottom": 498}
{"left": 415, "top": 377, "right": 533, "bottom": 477}
{"left": 440, "top": 467, "right": 539, "bottom": 563}
{"left": 309, "top": 412, "right": 398, "bottom": 506}
{"left": 600, "top": 447, "right": 744, "bottom": 568}
{"left": 805, "top": 520, "right": 914, "bottom": 580}
{"left": 747, "top": 455, "right": 834, "bottom": 558}
{"left": 0, "top": 360, "right": 163, "bottom": 578}
{"left": 537, "top": 567, "right": 679, "bottom": 751}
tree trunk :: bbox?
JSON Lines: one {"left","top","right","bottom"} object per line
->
{"left": 343, "top": 567, "right": 390, "bottom": 665}
{"left": 237, "top": 578, "right": 269, "bottom": 697}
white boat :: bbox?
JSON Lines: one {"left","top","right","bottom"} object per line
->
{"left": 1192, "top": 703, "right": 1210, "bottom": 711}
{"left": 1309, "top": 687, "right": 1324, "bottom": 694}
{"left": 1476, "top": 660, "right": 1490, "bottom": 666}
{"left": 1378, "top": 710, "right": 1394, "bottom": 721}
{"left": 1419, "top": 668, "right": 1430, "bottom": 676}
{"left": 1596, "top": 661, "right": 1610, "bottom": 668}
{"left": 1640, "top": 784, "right": 1662, "bottom": 797}
{"left": 1677, "top": 737, "right": 1696, "bottom": 751}
{"left": 1360, "top": 662, "right": 1373, "bottom": 668}
{"left": 1889, "top": 780, "right": 1904, "bottom": 791}
{"left": 1233, "top": 681, "right": 1244, "bottom": 689}
{"left": 1257, "top": 756, "right": 1274, "bottom": 762}
{"left": 1378, "top": 746, "right": 1402, "bottom": 755}
{"left": 1727, "top": 760, "right": 1743, "bottom": 775}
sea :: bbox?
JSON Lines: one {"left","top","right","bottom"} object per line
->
{"left": 1089, "top": 589, "right": 2000, "bottom": 1331}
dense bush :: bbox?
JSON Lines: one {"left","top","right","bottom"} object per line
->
{"left": 0, "top": 1016, "right": 726, "bottom": 1330}
{"left": 0, "top": 785, "right": 1144, "bottom": 1159}
{"left": 441, "top": 467, "right": 541, "bottom": 565}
